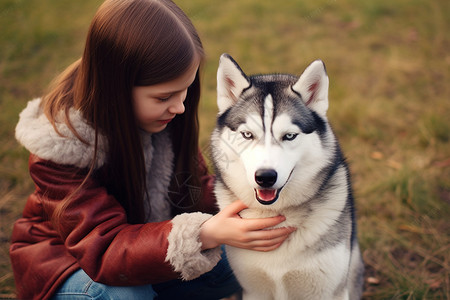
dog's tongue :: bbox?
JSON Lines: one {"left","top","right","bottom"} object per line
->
{"left": 256, "top": 189, "right": 277, "bottom": 202}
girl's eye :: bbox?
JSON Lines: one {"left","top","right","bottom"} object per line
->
{"left": 241, "top": 131, "right": 254, "bottom": 140}
{"left": 157, "top": 95, "right": 172, "bottom": 101}
{"left": 282, "top": 133, "right": 298, "bottom": 141}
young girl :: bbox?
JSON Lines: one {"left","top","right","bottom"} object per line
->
{"left": 10, "top": 0, "right": 294, "bottom": 299}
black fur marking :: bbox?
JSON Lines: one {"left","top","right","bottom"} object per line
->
{"left": 311, "top": 111, "right": 327, "bottom": 136}
{"left": 218, "top": 72, "right": 327, "bottom": 141}
{"left": 311, "top": 203, "right": 352, "bottom": 253}
{"left": 305, "top": 138, "right": 358, "bottom": 253}
{"left": 313, "top": 139, "right": 348, "bottom": 202}
{"left": 291, "top": 110, "right": 326, "bottom": 136}
{"left": 222, "top": 53, "right": 250, "bottom": 84}
{"left": 216, "top": 108, "right": 231, "bottom": 129}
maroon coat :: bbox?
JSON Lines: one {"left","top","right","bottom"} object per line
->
{"left": 10, "top": 154, "right": 217, "bottom": 300}
{"left": 11, "top": 99, "right": 221, "bottom": 300}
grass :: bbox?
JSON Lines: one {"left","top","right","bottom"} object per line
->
{"left": 1, "top": 0, "right": 449, "bottom": 298}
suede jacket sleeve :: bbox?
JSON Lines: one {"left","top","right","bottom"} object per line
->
{"left": 12, "top": 155, "right": 221, "bottom": 291}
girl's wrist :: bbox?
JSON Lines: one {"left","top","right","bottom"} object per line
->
{"left": 199, "top": 218, "right": 220, "bottom": 250}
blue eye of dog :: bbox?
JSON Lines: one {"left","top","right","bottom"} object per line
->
{"left": 283, "top": 133, "right": 298, "bottom": 141}
{"left": 241, "top": 131, "right": 254, "bottom": 140}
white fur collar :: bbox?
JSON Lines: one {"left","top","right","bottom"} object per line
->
{"left": 15, "top": 98, "right": 107, "bottom": 169}
{"left": 16, "top": 98, "right": 174, "bottom": 222}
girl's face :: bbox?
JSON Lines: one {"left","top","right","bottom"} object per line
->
{"left": 132, "top": 61, "right": 199, "bottom": 133}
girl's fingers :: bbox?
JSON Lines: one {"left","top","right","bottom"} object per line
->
{"left": 243, "top": 233, "right": 291, "bottom": 251}
{"left": 228, "top": 227, "right": 295, "bottom": 250}
{"left": 248, "top": 226, "right": 296, "bottom": 242}
{"left": 253, "top": 243, "right": 283, "bottom": 252}
{"left": 251, "top": 234, "right": 288, "bottom": 247}
{"left": 252, "top": 242, "right": 283, "bottom": 252}
{"left": 222, "top": 201, "right": 286, "bottom": 231}
{"left": 222, "top": 200, "right": 248, "bottom": 217}
{"left": 243, "top": 215, "right": 287, "bottom": 231}
{"left": 217, "top": 200, "right": 297, "bottom": 252}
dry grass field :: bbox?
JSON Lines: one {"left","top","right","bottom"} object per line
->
{"left": 1, "top": 0, "right": 449, "bottom": 298}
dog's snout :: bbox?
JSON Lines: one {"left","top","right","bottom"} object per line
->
{"left": 255, "top": 169, "right": 277, "bottom": 188}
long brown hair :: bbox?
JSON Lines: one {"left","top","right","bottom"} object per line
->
{"left": 42, "top": 0, "right": 205, "bottom": 227}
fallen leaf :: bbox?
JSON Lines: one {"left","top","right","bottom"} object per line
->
{"left": 371, "top": 152, "right": 384, "bottom": 160}
{"left": 426, "top": 278, "right": 443, "bottom": 289}
{"left": 387, "top": 159, "right": 402, "bottom": 170}
{"left": 367, "top": 277, "right": 380, "bottom": 285}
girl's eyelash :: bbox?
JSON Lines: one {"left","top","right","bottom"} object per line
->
{"left": 157, "top": 95, "right": 172, "bottom": 101}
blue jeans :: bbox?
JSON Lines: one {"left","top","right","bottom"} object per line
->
{"left": 51, "top": 249, "right": 241, "bottom": 300}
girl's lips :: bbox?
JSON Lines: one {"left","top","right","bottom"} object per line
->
{"left": 158, "top": 118, "right": 173, "bottom": 125}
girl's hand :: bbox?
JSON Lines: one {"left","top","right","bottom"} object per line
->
{"left": 200, "top": 200, "right": 296, "bottom": 252}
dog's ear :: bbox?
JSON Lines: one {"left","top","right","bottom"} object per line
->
{"left": 217, "top": 54, "right": 250, "bottom": 114}
{"left": 292, "top": 60, "right": 329, "bottom": 117}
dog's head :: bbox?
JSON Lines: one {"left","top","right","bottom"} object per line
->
{"left": 213, "top": 54, "right": 333, "bottom": 208}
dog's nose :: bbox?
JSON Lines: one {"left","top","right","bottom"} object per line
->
{"left": 255, "top": 169, "right": 277, "bottom": 188}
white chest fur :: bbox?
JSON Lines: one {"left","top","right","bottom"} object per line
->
{"left": 226, "top": 238, "right": 350, "bottom": 300}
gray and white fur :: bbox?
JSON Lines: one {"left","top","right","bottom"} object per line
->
{"left": 211, "top": 54, "right": 364, "bottom": 300}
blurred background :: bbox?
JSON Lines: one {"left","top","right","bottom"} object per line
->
{"left": 1, "top": 0, "right": 449, "bottom": 298}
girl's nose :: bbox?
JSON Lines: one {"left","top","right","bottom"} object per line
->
{"left": 168, "top": 91, "right": 186, "bottom": 115}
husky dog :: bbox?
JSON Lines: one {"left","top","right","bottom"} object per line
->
{"left": 210, "top": 54, "right": 364, "bottom": 300}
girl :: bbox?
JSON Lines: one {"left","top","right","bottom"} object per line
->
{"left": 11, "top": 0, "right": 295, "bottom": 299}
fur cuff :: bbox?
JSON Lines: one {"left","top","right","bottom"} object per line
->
{"left": 166, "top": 213, "right": 222, "bottom": 281}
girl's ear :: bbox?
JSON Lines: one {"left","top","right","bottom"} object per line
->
{"left": 216, "top": 54, "right": 250, "bottom": 114}
{"left": 292, "top": 60, "right": 329, "bottom": 117}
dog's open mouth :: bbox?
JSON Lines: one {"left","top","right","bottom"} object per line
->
{"left": 255, "top": 189, "right": 281, "bottom": 205}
